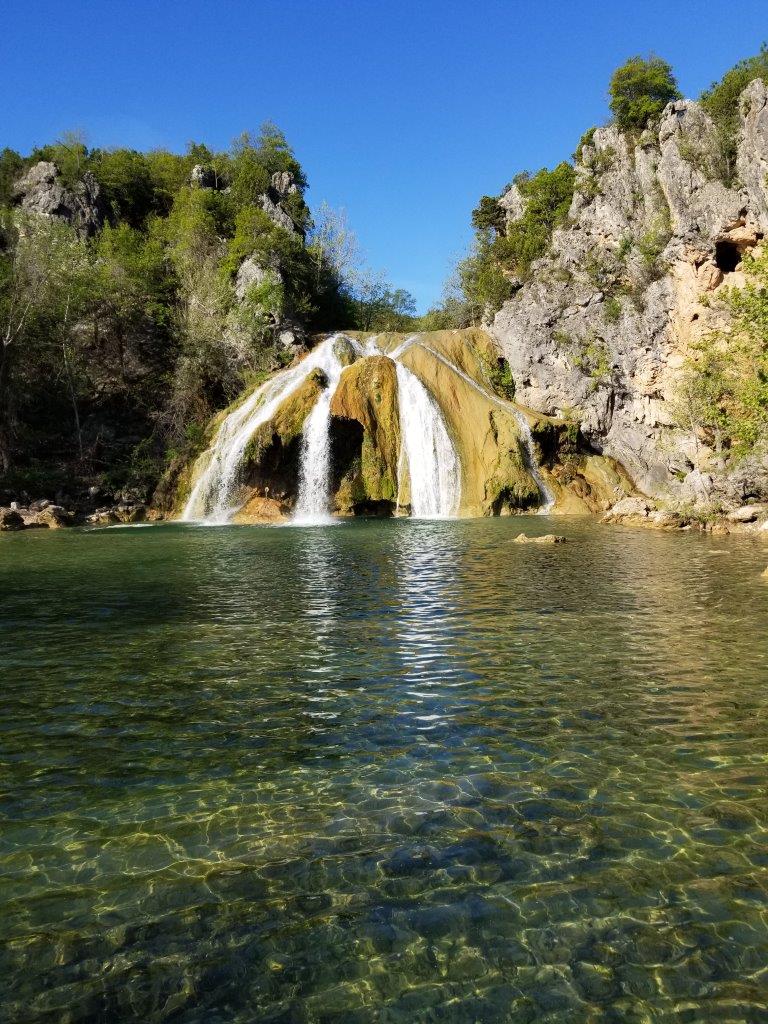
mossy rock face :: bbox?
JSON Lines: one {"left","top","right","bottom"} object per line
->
{"left": 330, "top": 355, "right": 401, "bottom": 514}
{"left": 239, "top": 370, "right": 326, "bottom": 504}
{"left": 484, "top": 410, "right": 541, "bottom": 514}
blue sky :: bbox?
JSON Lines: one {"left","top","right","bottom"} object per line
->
{"left": 1, "top": 1, "right": 765, "bottom": 310}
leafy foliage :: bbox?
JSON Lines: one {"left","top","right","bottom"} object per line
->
{"left": 676, "top": 244, "right": 768, "bottom": 460}
{"left": 700, "top": 44, "right": 768, "bottom": 184}
{"left": 609, "top": 55, "right": 680, "bottom": 133}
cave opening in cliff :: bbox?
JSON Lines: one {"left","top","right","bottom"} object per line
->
{"left": 714, "top": 239, "right": 741, "bottom": 273}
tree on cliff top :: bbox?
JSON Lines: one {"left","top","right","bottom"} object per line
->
{"left": 609, "top": 55, "right": 681, "bottom": 132}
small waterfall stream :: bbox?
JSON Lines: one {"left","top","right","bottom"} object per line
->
{"left": 292, "top": 342, "right": 346, "bottom": 524}
{"left": 412, "top": 339, "right": 554, "bottom": 512}
{"left": 394, "top": 361, "right": 461, "bottom": 518}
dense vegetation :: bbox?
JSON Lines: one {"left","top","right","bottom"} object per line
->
{"left": 0, "top": 127, "right": 417, "bottom": 501}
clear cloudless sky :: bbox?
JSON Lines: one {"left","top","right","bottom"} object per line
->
{"left": 1, "top": 1, "right": 766, "bottom": 310}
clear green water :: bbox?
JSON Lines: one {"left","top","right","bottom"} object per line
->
{"left": 2, "top": 518, "right": 768, "bottom": 1024}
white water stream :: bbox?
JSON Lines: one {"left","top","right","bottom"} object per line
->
{"left": 181, "top": 335, "right": 343, "bottom": 522}
{"left": 410, "top": 339, "right": 554, "bottom": 512}
{"left": 181, "top": 331, "right": 549, "bottom": 524}
{"left": 292, "top": 342, "right": 347, "bottom": 525}
{"left": 394, "top": 361, "right": 461, "bottom": 518}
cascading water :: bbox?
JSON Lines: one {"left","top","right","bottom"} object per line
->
{"left": 394, "top": 361, "right": 461, "bottom": 518}
{"left": 181, "top": 335, "right": 344, "bottom": 523}
{"left": 412, "top": 339, "right": 554, "bottom": 512}
{"left": 292, "top": 341, "right": 348, "bottom": 525}
{"left": 294, "top": 332, "right": 461, "bottom": 523}
{"left": 181, "top": 328, "right": 549, "bottom": 526}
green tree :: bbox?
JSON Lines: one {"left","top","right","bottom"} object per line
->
{"left": 0, "top": 149, "right": 24, "bottom": 208}
{"left": 92, "top": 149, "right": 155, "bottom": 227}
{"left": 609, "top": 55, "right": 680, "bottom": 132}
{"left": 700, "top": 44, "right": 768, "bottom": 182}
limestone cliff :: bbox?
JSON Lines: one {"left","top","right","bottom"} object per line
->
{"left": 490, "top": 82, "right": 768, "bottom": 507}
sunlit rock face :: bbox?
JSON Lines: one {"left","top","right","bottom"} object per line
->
{"left": 491, "top": 84, "right": 768, "bottom": 506}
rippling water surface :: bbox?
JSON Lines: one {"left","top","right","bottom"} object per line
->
{"left": 2, "top": 518, "right": 768, "bottom": 1023}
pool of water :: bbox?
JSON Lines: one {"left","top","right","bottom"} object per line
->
{"left": 1, "top": 517, "right": 768, "bottom": 1022}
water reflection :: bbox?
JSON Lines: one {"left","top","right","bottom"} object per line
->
{"left": 1, "top": 519, "right": 768, "bottom": 1022}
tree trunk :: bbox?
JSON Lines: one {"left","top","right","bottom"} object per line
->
{"left": 0, "top": 344, "right": 12, "bottom": 472}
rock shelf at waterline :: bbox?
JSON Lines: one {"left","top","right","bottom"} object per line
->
{"left": 174, "top": 329, "right": 635, "bottom": 524}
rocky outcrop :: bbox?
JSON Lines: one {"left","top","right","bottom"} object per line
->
{"left": 13, "top": 161, "right": 106, "bottom": 237}
{"left": 0, "top": 508, "right": 25, "bottom": 531}
{"left": 35, "top": 505, "right": 74, "bottom": 529}
{"left": 330, "top": 355, "right": 401, "bottom": 514}
{"left": 490, "top": 84, "right": 768, "bottom": 509}
{"left": 259, "top": 171, "right": 304, "bottom": 238}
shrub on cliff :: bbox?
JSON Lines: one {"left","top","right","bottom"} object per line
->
{"left": 609, "top": 55, "right": 680, "bottom": 132}
{"left": 700, "top": 44, "right": 768, "bottom": 182}
{"left": 676, "top": 244, "right": 768, "bottom": 460}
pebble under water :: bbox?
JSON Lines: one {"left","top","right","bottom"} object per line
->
{"left": 1, "top": 517, "right": 768, "bottom": 1023}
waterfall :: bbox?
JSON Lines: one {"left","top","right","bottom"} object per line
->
{"left": 412, "top": 340, "right": 554, "bottom": 512}
{"left": 292, "top": 341, "right": 349, "bottom": 525}
{"left": 181, "top": 336, "right": 343, "bottom": 523}
{"left": 393, "top": 361, "right": 461, "bottom": 518}
{"left": 181, "top": 329, "right": 548, "bottom": 526}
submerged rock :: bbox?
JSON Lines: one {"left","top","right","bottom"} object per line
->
{"left": 513, "top": 533, "right": 567, "bottom": 544}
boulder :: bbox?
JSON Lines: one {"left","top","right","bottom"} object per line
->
{"left": 332, "top": 335, "right": 359, "bottom": 367}
{"left": 726, "top": 504, "right": 766, "bottom": 523}
{"left": 0, "top": 508, "right": 25, "bottom": 531}
{"left": 513, "top": 533, "right": 567, "bottom": 544}
{"left": 36, "top": 505, "right": 73, "bottom": 529}
{"left": 602, "top": 497, "right": 655, "bottom": 523}
{"left": 14, "top": 161, "right": 106, "bottom": 237}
